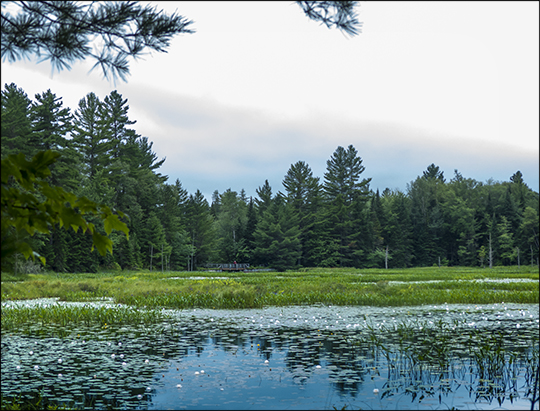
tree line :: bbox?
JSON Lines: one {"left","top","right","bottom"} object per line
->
{"left": 2, "top": 83, "right": 538, "bottom": 272}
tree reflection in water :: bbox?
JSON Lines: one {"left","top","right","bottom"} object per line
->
{"left": 1, "top": 305, "right": 538, "bottom": 410}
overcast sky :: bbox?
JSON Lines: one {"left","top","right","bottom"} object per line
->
{"left": 2, "top": 1, "right": 539, "bottom": 201}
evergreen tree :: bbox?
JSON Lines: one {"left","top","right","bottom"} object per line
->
{"left": 382, "top": 190, "right": 413, "bottom": 268}
{"left": 64, "top": 227, "right": 100, "bottom": 273}
{"left": 143, "top": 212, "right": 168, "bottom": 270}
{"left": 519, "top": 207, "right": 539, "bottom": 265}
{"left": 366, "top": 189, "right": 385, "bottom": 267}
{"left": 210, "top": 190, "right": 221, "bottom": 219}
{"left": 323, "top": 145, "right": 371, "bottom": 203}
{"left": 240, "top": 197, "right": 258, "bottom": 263}
{"left": 29, "top": 89, "right": 82, "bottom": 190}
{"left": 214, "top": 189, "right": 247, "bottom": 262}
{"left": 1, "top": 83, "right": 32, "bottom": 158}
{"left": 156, "top": 181, "right": 191, "bottom": 270}
{"left": 101, "top": 90, "right": 136, "bottom": 158}
{"left": 510, "top": 171, "right": 527, "bottom": 211}
{"left": 408, "top": 167, "right": 446, "bottom": 266}
{"left": 255, "top": 180, "right": 273, "bottom": 218}
{"left": 28, "top": 90, "right": 71, "bottom": 153}
{"left": 423, "top": 163, "right": 445, "bottom": 182}
{"left": 72, "top": 92, "right": 111, "bottom": 179}
{"left": 300, "top": 182, "right": 330, "bottom": 267}
{"left": 441, "top": 187, "right": 478, "bottom": 266}
{"left": 252, "top": 195, "right": 301, "bottom": 271}
{"left": 282, "top": 161, "right": 321, "bottom": 266}
{"left": 322, "top": 145, "right": 371, "bottom": 266}
{"left": 39, "top": 225, "right": 68, "bottom": 272}
{"left": 497, "top": 215, "right": 515, "bottom": 265}
{"left": 185, "top": 190, "right": 216, "bottom": 268}
{"left": 500, "top": 185, "right": 521, "bottom": 236}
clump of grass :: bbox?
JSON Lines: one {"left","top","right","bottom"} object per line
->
{"left": 1, "top": 303, "right": 169, "bottom": 331}
{"left": 1, "top": 391, "right": 79, "bottom": 411}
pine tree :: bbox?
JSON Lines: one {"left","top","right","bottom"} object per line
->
{"left": 282, "top": 161, "right": 321, "bottom": 266}
{"left": 28, "top": 90, "right": 71, "bottom": 153}
{"left": 497, "top": 215, "right": 514, "bottom": 265}
{"left": 255, "top": 180, "right": 273, "bottom": 218}
{"left": 1, "top": 1, "right": 195, "bottom": 83}
{"left": 1, "top": 83, "right": 32, "bottom": 158}
{"left": 408, "top": 168, "right": 446, "bottom": 266}
{"left": 185, "top": 190, "right": 216, "bottom": 268}
{"left": 156, "top": 181, "right": 191, "bottom": 270}
{"left": 252, "top": 195, "right": 301, "bottom": 271}
{"left": 240, "top": 198, "right": 258, "bottom": 263}
{"left": 500, "top": 185, "right": 521, "bottom": 236}
{"left": 300, "top": 182, "right": 329, "bottom": 267}
{"left": 519, "top": 207, "right": 539, "bottom": 265}
{"left": 510, "top": 171, "right": 527, "bottom": 211}
{"left": 29, "top": 89, "right": 82, "bottom": 190}
{"left": 101, "top": 90, "right": 136, "bottom": 158}
{"left": 366, "top": 189, "right": 385, "bottom": 267}
{"left": 214, "top": 189, "right": 247, "bottom": 262}
{"left": 143, "top": 212, "right": 168, "bottom": 270}
{"left": 72, "top": 92, "right": 111, "bottom": 179}
{"left": 322, "top": 145, "right": 371, "bottom": 267}
{"left": 64, "top": 227, "right": 99, "bottom": 273}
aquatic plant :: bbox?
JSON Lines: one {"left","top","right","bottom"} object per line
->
{"left": 1, "top": 303, "right": 169, "bottom": 331}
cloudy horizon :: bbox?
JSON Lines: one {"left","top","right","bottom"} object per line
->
{"left": 2, "top": 1, "right": 538, "bottom": 201}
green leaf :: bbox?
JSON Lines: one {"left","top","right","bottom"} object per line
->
{"left": 91, "top": 231, "right": 113, "bottom": 256}
{"left": 59, "top": 207, "right": 88, "bottom": 232}
{"left": 103, "top": 213, "right": 129, "bottom": 238}
{"left": 74, "top": 196, "right": 100, "bottom": 214}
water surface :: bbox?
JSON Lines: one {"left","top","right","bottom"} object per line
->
{"left": 2, "top": 302, "right": 539, "bottom": 410}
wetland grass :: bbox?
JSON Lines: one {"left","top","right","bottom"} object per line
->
{"left": 1, "top": 300, "right": 538, "bottom": 410}
{"left": 2, "top": 266, "right": 538, "bottom": 309}
{"left": 1, "top": 303, "right": 169, "bottom": 331}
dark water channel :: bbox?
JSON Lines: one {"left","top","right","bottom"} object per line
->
{"left": 2, "top": 302, "right": 539, "bottom": 410}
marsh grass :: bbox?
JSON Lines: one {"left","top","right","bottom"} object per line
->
{"left": 1, "top": 301, "right": 538, "bottom": 410}
{"left": 359, "top": 320, "right": 540, "bottom": 409}
{"left": 2, "top": 266, "right": 538, "bottom": 309}
{"left": 1, "top": 303, "right": 169, "bottom": 331}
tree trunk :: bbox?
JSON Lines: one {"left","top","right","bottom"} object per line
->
{"left": 150, "top": 244, "right": 153, "bottom": 271}
{"left": 385, "top": 245, "right": 388, "bottom": 269}
{"left": 489, "top": 233, "right": 493, "bottom": 269}
{"left": 161, "top": 244, "right": 164, "bottom": 273}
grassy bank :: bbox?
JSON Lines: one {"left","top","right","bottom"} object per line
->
{"left": 1, "top": 266, "right": 538, "bottom": 309}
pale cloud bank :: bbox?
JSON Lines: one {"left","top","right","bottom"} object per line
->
{"left": 128, "top": 87, "right": 539, "bottom": 201}
{"left": 2, "top": 2, "right": 537, "bottom": 202}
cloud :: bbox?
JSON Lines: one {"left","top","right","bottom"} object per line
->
{"left": 124, "top": 87, "right": 539, "bottom": 200}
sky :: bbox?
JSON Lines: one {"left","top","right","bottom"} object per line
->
{"left": 2, "top": 1, "right": 539, "bottom": 202}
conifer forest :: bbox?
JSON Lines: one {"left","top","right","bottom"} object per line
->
{"left": 2, "top": 84, "right": 539, "bottom": 273}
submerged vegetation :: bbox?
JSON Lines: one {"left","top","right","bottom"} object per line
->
{"left": 2, "top": 266, "right": 538, "bottom": 410}
{"left": 1, "top": 301, "right": 539, "bottom": 410}
{"left": 1, "top": 266, "right": 538, "bottom": 311}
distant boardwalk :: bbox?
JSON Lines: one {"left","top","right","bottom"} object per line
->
{"left": 204, "top": 263, "right": 250, "bottom": 272}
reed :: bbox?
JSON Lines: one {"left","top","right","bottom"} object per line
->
{"left": 1, "top": 303, "right": 168, "bottom": 330}
{"left": 2, "top": 266, "right": 538, "bottom": 309}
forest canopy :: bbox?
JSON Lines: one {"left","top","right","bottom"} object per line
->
{"left": 1, "top": 83, "right": 539, "bottom": 273}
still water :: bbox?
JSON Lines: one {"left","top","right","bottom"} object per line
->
{"left": 2, "top": 301, "right": 539, "bottom": 410}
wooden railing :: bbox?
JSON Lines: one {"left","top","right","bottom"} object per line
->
{"left": 204, "top": 263, "right": 250, "bottom": 270}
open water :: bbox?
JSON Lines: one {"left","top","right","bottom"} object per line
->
{"left": 1, "top": 301, "right": 539, "bottom": 410}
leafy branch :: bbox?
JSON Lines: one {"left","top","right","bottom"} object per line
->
{"left": 1, "top": 149, "right": 129, "bottom": 265}
{"left": 1, "top": 1, "right": 195, "bottom": 83}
